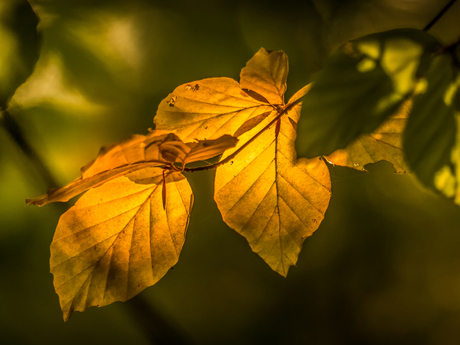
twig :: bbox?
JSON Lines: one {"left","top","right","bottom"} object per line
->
{"left": 423, "top": 0, "right": 457, "bottom": 31}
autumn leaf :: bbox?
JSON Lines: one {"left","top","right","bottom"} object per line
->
{"left": 27, "top": 126, "right": 235, "bottom": 320}
{"left": 215, "top": 99, "right": 331, "bottom": 276}
{"left": 50, "top": 168, "right": 192, "bottom": 321}
{"left": 154, "top": 50, "right": 283, "bottom": 142}
{"left": 213, "top": 51, "right": 330, "bottom": 276}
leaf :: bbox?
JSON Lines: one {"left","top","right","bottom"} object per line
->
{"left": 239, "top": 48, "right": 288, "bottom": 105}
{"left": 50, "top": 169, "right": 193, "bottom": 321}
{"left": 296, "top": 28, "right": 441, "bottom": 158}
{"left": 183, "top": 134, "right": 237, "bottom": 164}
{"left": 26, "top": 130, "right": 237, "bottom": 206}
{"left": 403, "top": 53, "right": 460, "bottom": 201}
{"left": 0, "top": 0, "right": 41, "bottom": 106}
{"left": 215, "top": 100, "right": 331, "bottom": 276}
{"left": 154, "top": 48, "right": 291, "bottom": 142}
{"left": 325, "top": 99, "right": 411, "bottom": 173}
{"left": 211, "top": 51, "right": 330, "bottom": 276}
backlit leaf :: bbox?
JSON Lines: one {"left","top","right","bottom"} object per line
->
{"left": 239, "top": 48, "right": 288, "bottom": 105}
{"left": 154, "top": 48, "right": 289, "bottom": 142}
{"left": 50, "top": 169, "right": 193, "bottom": 321}
{"left": 215, "top": 88, "right": 331, "bottom": 277}
{"left": 296, "top": 28, "right": 440, "bottom": 158}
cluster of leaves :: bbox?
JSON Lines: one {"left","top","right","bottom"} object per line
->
{"left": 12, "top": 0, "right": 459, "bottom": 322}
{"left": 27, "top": 45, "right": 412, "bottom": 321}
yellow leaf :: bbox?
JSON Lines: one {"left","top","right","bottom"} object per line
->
{"left": 215, "top": 100, "right": 331, "bottom": 276}
{"left": 184, "top": 134, "right": 238, "bottom": 164}
{"left": 50, "top": 169, "right": 193, "bottom": 321}
{"left": 240, "top": 48, "right": 288, "bottom": 105}
{"left": 154, "top": 48, "right": 285, "bottom": 142}
{"left": 325, "top": 100, "right": 411, "bottom": 173}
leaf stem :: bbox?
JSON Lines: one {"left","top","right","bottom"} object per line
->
{"left": 423, "top": 0, "right": 457, "bottom": 32}
{"left": 181, "top": 99, "right": 303, "bottom": 173}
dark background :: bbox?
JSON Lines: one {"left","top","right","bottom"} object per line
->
{"left": 1, "top": 0, "right": 460, "bottom": 344}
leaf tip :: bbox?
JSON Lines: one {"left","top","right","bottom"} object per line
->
{"left": 25, "top": 195, "right": 47, "bottom": 206}
{"left": 63, "top": 307, "right": 73, "bottom": 322}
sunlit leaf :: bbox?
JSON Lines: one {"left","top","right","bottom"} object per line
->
{"left": 239, "top": 48, "right": 288, "bottom": 105}
{"left": 326, "top": 100, "right": 411, "bottom": 173}
{"left": 154, "top": 77, "right": 273, "bottom": 142}
{"left": 214, "top": 63, "right": 330, "bottom": 276}
{"left": 154, "top": 48, "right": 291, "bottom": 142}
{"left": 50, "top": 169, "right": 193, "bottom": 321}
{"left": 215, "top": 100, "right": 331, "bottom": 276}
{"left": 0, "top": 0, "right": 40, "bottom": 106}
{"left": 26, "top": 130, "right": 236, "bottom": 206}
{"left": 296, "top": 28, "right": 441, "bottom": 158}
{"left": 403, "top": 54, "right": 460, "bottom": 202}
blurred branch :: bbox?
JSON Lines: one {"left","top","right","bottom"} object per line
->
{"left": 0, "top": 108, "right": 59, "bottom": 190}
{"left": 126, "top": 294, "right": 195, "bottom": 345}
{"left": 423, "top": 0, "right": 457, "bottom": 31}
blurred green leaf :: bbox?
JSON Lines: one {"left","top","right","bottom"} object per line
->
{"left": 0, "top": 0, "right": 40, "bottom": 107}
{"left": 296, "top": 28, "right": 440, "bottom": 158}
{"left": 403, "top": 53, "right": 460, "bottom": 202}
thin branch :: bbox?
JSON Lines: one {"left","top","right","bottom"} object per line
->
{"left": 1, "top": 108, "right": 60, "bottom": 189}
{"left": 125, "top": 294, "right": 195, "bottom": 345}
{"left": 423, "top": 0, "right": 457, "bottom": 31}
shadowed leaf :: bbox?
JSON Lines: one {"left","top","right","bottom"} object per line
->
{"left": 50, "top": 170, "right": 193, "bottom": 321}
{"left": 296, "top": 28, "right": 440, "bottom": 158}
{"left": 403, "top": 54, "right": 460, "bottom": 202}
{"left": 326, "top": 100, "right": 411, "bottom": 173}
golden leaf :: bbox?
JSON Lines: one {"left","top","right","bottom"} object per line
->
{"left": 50, "top": 169, "right": 193, "bottom": 321}
{"left": 239, "top": 48, "right": 288, "bottom": 105}
{"left": 212, "top": 51, "right": 330, "bottom": 276}
{"left": 215, "top": 100, "right": 331, "bottom": 276}
{"left": 154, "top": 48, "right": 292, "bottom": 142}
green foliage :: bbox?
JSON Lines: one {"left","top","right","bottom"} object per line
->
{"left": 296, "top": 29, "right": 441, "bottom": 158}
{"left": 297, "top": 27, "right": 460, "bottom": 203}
{"left": 404, "top": 54, "right": 458, "bottom": 194}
